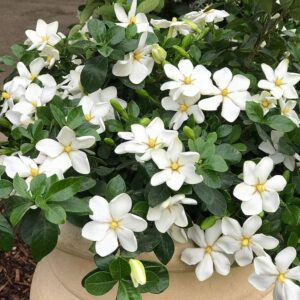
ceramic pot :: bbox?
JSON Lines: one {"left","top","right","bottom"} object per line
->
{"left": 30, "top": 222, "right": 273, "bottom": 300}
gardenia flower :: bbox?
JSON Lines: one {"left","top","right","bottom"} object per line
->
{"left": 60, "top": 65, "right": 84, "bottom": 99}
{"left": 252, "top": 91, "right": 277, "bottom": 115}
{"left": 151, "top": 139, "right": 203, "bottom": 191}
{"left": 115, "top": 117, "right": 178, "bottom": 162}
{"left": 82, "top": 194, "right": 147, "bottom": 256}
{"left": 218, "top": 216, "right": 279, "bottom": 266}
{"left": 181, "top": 222, "right": 231, "bottom": 281}
{"left": 36, "top": 126, "right": 95, "bottom": 175}
{"left": 279, "top": 98, "right": 300, "bottom": 126}
{"left": 25, "top": 19, "right": 61, "bottom": 51}
{"left": 114, "top": 0, "right": 151, "bottom": 33}
{"left": 161, "top": 59, "right": 213, "bottom": 100}
{"left": 5, "top": 111, "right": 33, "bottom": 128}
{"left": 112, "top": 32, "right": 154, "bottom": 84}
{"left": 17, "top": 58, "right": 45, "bottom": 85}
{"left": 259, "top": 130, "right": 296, "bottom": 171}
{"left": 258, "top": 59, "right": 300, "bottom": 99}
{"left": 198, "top": 67, "right": 251, "bottom": 123}
{"left": 249, "top": 247, "right": 300, "bottom": 300}
{"left": 162, "top": 95, "right": 205, "bottom": 130}
{"left": 168, "top": 225, "right": 188, "bottom": 244}
{"left": 150, "top": 17, "right": 191, "bottom": 37}
{"left": 129, "top": 259, "right": 147, "bottom": 288}
{"left": 233, "top": 157, "right": 287, "bottom": 215}
{"left": 40, "top": 45, "right": 60, "bottom": 69}
{"left": 146, "top": 194, "right": 197, "bottom": 233}
{"left": 184, "top": 9, "right": 229, "bottom": 24}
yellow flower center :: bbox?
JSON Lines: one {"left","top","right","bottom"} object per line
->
{"left": 85, "top": 114, "right": 93, "bottom": 122}
{"left": 41, "top": 35, "right": 49, "bottom": 43}
{"left": 274, "top": 79, "right": 283, "bottom": 87}
{"left": 172, "top": 17, "right": 177, "bottom": 22}
{"left": 282, "top": 107, "right": 289, "bottom": 115}
{"left": 2, "top": 91, "right": 10, "bottom": 100}
{"left": 30, "top": 74, "right": 37, "bottom": 81}
{"left": 183, "top": 76, "right": 193, "bottom": 85}
{"left": 277, "top": 273, "right": 286, "bottom": 284}
{"left": 170, "top": 161, "right": 180, "bottom": 171}
{"left": 262, "top": 99, "right": 269, "bottom": 108}
{"left": 129, "top": 16, "right": 137, "bottom": 24}
{"left": 179, "top": 104, "right": 188, "bottom": 112}
{"left": 64, "top": 145, "right": 72, "bottom": 153}
{"left": 205, "top": 245, "right": 213, "bottom": 254}
{"left": 110, "top": 220, "right": 120, "bottom": 230}
{"left": 30, "top": 168, "right": 39, "bottom": 177}
{"left": 221, "top": 88, "right": 229, "bottom": 97}
{"left": 134, "top": 51, "right": 142, "bottom": 61}
{"left": 47, "top": 55, "right": 53, "bottom": 62}
{"left": 241, "top": 237, "right": 250, "bottom": 247}
{"left": 256, "top": 183, "right": 265, "bottom": 193}
{"left": 147, "top": 138, "right": 157, "bottom": 149}
{"left": 32, "top": 101, "right": 38, "bottom": 108}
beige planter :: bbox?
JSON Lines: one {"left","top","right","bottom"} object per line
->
{"left": 30, "top": 222, "right": 273, "bottom": 300}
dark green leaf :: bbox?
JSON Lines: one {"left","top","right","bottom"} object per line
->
{"left": 106, "top": 175, "right": 126, "bottom": 200}
{"left": 43, "top": 204, "right": 66, "bottom": 224}
{"left": 266, "top": 115, "right": 296, "bottom": 132}
{"left": 109, "top": 257, "right": 131, "bottom": 280}
{"left": 88, "top": 19, "right": 106, "bottom": 42}
{"left": 84, "top": 271, "right": 117, "bottom": 296}
{"left": 246, "top": 101, "right": 264, "bottom": 123}
{"left": 0, "top": 213, "right": 15, "bottom": 251}
{"left": 154, "top": 233, "right": 174, "bottom": 265}
{"left": 13, "top": 174, "right": 30, "bottom": 199}
{"left": 117, "top": 281, "right": 141, "bottom": 300}
{"left": 0, "top": 179, "right": 13, "bottom": 198}
{"left": 148, "top": 185, "right": 171, "bottom": 207}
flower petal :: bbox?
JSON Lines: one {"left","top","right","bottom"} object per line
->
{"left": 255, "top": 157, "right": 273, "bottom": 183}
{"left": 57, "top": 126, "right": 76, "bottom": 146}
{"left": 251, "top": 234, "right": 279, "bottom": 250}
{"left": 254, "top": 256, "right": 278, "bottom": 275}
{"left": 71, "top": 136, "right": 95, "bottom": 150}
{"left": 198, "top": 95, "right": 222, "bottom": 111}
{"left": 205, "top": 220, "right": 222, "bottom": 245}
{"left": 121, "top": 214, "right": 147, "bottom": 232}
{"left": 187, "top": 224, "right": 206, "bottom": 247}
{"left": 181, "top": 248, "right": 205, "bottom": 265}
{"left": 166, "top": 172, "right": 185, "bottom": 191}
{"left": 89, "top": 196, "right": 111, "bottom": 222}
{"left": 286, "top": 266, "right": 300, "bottom": 281}
{"left": 261, "top": 63, "right": 275, "bottom": 82}
{"left": 233, "top": 183, "right": 256, "bottom": 202}
{"left": 228, "top": 75, "right": 250, "bottom": 92}
{"left": 265, "top": 176, "right": 287, "bottom": 192}
{"left": 221, "top": 217, "right": 242, "bottom": 239}
{"left": 82, "top": 221, "right": 109, "bottom": 242}
{"left": 275, "top": 247, "right": 296, "bottom": 273}
{"left": 95, "top": 230, "right": 119, "bottom": 257}
{"left": 195, "top": 254, "right": 214, "bottom": 281}
{"left": 241, "top": 192, "right": 263, "bottom": 216}
{"left": 248, "top": 273, "right": 275, "bottom": 291}
{"left": 211, "top": 251, "right": 231, "bottom": 275}
{"left": 221, "top": 98, "right": 240, "bottom": 122}
{"left": 69, "top": 150, "right": 90, "bottom": 174}
{"left": 217, "top": 236, "right": 240, "bottom": 254}
{"left": 110, "top": 193, "right": 132, "bottom": 219}
{"left": 213, "top": 67, "right": 232, "bottom": 89}
{"left": 36, "top": 139, "right": 63, "bottom": 157}
{"left": 242, "top": 215, "right": 262, "bottom": 237}
{"left": 117, "top": 227, "right": 138, "bottom": 252}
{"left": 262, "top": 191, "right": 280, "bottom": 213}
{"left": 235, "top": 247, "right": 253, "bottom": 266}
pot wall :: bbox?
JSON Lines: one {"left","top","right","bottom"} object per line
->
{"left": 30, "top": 222, "right": 273, "bottom": 300}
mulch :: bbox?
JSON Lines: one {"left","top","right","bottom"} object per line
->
{"left": 0, "top": 240, "right": 36, "bottom": 300}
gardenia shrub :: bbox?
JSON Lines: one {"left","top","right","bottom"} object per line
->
{"left": 1, "top": 0, "right": 300, "bottom": 299}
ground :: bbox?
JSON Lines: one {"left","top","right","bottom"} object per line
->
{"left": 0, "top": 1, "right": 83, "bottom": 299}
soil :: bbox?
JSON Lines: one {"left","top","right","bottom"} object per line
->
{"left": 0, "top": 1, "right": 83, "bottom": 299}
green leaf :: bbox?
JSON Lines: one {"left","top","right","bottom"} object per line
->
{"left": 137, "top": 0, "right": 160, "bottom": 13}
{"left": 105, "top": 119, "right": 124, "bottom": 132}
{"left": 117, "top": 281, "right": 141, "bottom": 300}
{"left": 81, "top": 56, "right": 108, "bottom": 94}
{"left": 217, "top": 125, "right": 232, "bottom": 138}
{"left": 31, "top": 213, "right": 59, "bottom": 261}
{"left": 246, "top": 101, "right": 264, "bottom": 123}
{"left": 43, "top": 204, "right": 66, "bottom": 224}
{"left": 280, "top": 0, "right": 294, "bottom": 9}
{"left": 13, "top": 174, "right": 30, "bottom": 199}
{"left": 50, "top": 104, "right": 66, "bottom": 127}
{"left": 203, "top": 155, "right": 228, "bottom": 172}
{"left": 67, "top": 106, "right": 84, "bottom": 129}
{"left": 30, "top": 174, "right": 47, "bottom": 196}
{"left": 80, "top": 1, "right": 100, "bottom": 24}
{"left": 132, "top": 201, "right": 148, "bottom": 218}
{"left": 148, "top": 185, "right": 171, "bottom": 207}
{"left": 215, "top": 144, "right": 242, "bottom": 164}
{"left": 106, "top": 175, "right": 126, "bottom": 200}
{"left": 154, "top": 233, "right": 174, "bottom": 265}
{"left": 282, "top": 205, "right": 300, "bottom": 226}
{"left": 128, "top": 101, "right": 140, "bottom": 118}
{"left": 0, "top": 213, "right": 15, "bottom": 251}
{"left": 287, "top": 231, "right": 298, "bottom": 247}
{"left": 193, "top": 183, "right": 227, "bottom": 216}
{"left": 188, "top": 138, "right": 215, "bottom": 159}
{"left": 201, "top": 170, "right": 222, "bottom": 189}
{"left": 84, "top": 271, "right": 117, "bottom": 296}
{"left": 0, "top": 179, "right": 13, "bottom": 198}
{"left": 11, "top": 44, "right": 25, "bottom": 59}
{"left": 60, "top": 197, "right": 91, "bottom": 214}
{"left": 107, "top": 26, "right": 125, "bottom": 45}
{"left": 10, "top": 202, "right": 33, "bottom": 226}
{"left": 94, "top": 254, "right": 115, "bottom": 271}
{"left": 109, "top": 257, "right": 131, "bottom": 280}
{"left": 137, "top": 271, "right": 159, "bottom": 293}
{"left": 265, "top": 115, "right": 296, "bottom": 132}
{"left": 88, "top": 19, "right": 106, "bottom": 42}
{"left": 98, "top": 45, "right": 114, "bottom": 57}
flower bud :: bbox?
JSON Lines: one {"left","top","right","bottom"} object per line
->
{"left": 104, "top": 138, "right": 115, "bottom": 146}
{"left": 283, "top": 170, "right": 290, "bottom": 182}
{"left": 110, "top": 99, "right": 128, "bottom": 120}
{"left": 140, "top": 117, "right": 151, "bottom": 126}
{"left": 183, "top": 126, "right": 195, "bottom": 140}
{"left": 135, "top": 89, "right": 150, "bottom": 98}
{"left": 172, "top": 45, "right": 190, "bottom": 59}
{"left": 129, "top": 259, "right": 146, "bottom": 288}
{"left": 151, "top": 44, "right": 167, "bottom": 64}
{"left": 200, "top": 216, "right": 219, "bottom": 230}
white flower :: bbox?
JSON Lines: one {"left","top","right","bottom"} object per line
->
{"left": 25, "top": 19, "right": 61, "bottom": 51}
{"left": 60, "top": 65, "right": 84, "bottom": 99}
{"left": 151, "top": 139, "right": 203, "bottom": 191}
{"left": 17, "top": 58, "right": 45, "bottom": 84}
{"left": 198, "top": 67, "right": 251, "bottom": 122}
{"left": 259, "top": 130, "right": 296, "bottom": 171}
{"left": 79, "top": 96, "right": 110, "bottom": 134}
{"left": 114, "top": 0, "right": 151, "bottom": 33}
{"left": 40, "top": 45, "right": 60, "bottom": 69}
{"left": 162, "top": 95, "right": 205, "bottom": 130}
{"left": 147, "top": 194, "right": 197, "bottom": 233}
{"left": 112, "top": 32, "right": 154, "bottom": 84}
{"left": 12, "top": 83, "right": 56, "bottom": 116}
{"left": 129, "top": 259, "right": 147, "bottom": 288}
{"left": 5, "top": 111, "right": 33, "bottom": 128}
{"left": 252, "top": 91, "right": 277, "bottom": 115}
{"left": 258, "top": 59, "right": 300, "bottom": 99}
{"left": 115, "top": 117, "right": 178, "bottom": 162}
{"left": 249, "top": 247, "right": 300, "bottom": 300}
{"left": 161, "top": 59, "right": 213, "bottom": 101}
{"left": 82, "top": 194, "right": 147, "bottom": 256}
{"left": 279, "top": 98, "right": 300, "bottom": 126}
{"left": 1, "top": 77, "right": 27, "bottom": 115}
{"left": 150, "top": 17, "right": 191, "bottom": 37}
{"left": 218, "top": 216, "right": 279, "bottom": 267}
{"left": 181, "top": 222, "right": 231, "bottom": 281}
{"left": 184, "top": 9, "right": 229, "bottom": 24}
{"left": 36, "top": 126, "right": 95, "bottom": 175}
{"left": 168, "top": 225, "right": 188, "bottom": 244}
{"left": 233, "top": 157, "right": 287, "bottom": 215}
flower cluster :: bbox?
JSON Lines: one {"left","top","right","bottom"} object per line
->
{"left": 1, "top": 0, "right": 300, "bottom": 299}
